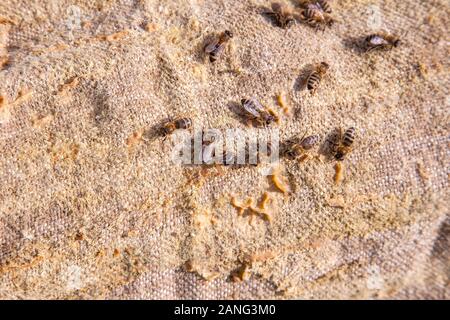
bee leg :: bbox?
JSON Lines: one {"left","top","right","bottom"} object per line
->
{"left": 365, "top": 45, "right": 381, "bottom": 53}
{"left": 298, "top": 153, "right": 309, "bottom": 163}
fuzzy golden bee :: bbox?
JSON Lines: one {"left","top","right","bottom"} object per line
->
{"left": 267, "top": 2, "right": 296, "bottom": 29}
{"left": 300, "top": 4, "right": 334, "bottom": 29}
{"left": 282, "top": 134, "right": 320, "bottom": 160}
{"left": 330, "top": 127, "right": 356, "bottom": 161}
{"left": 240, "top": 98, "right": 277, "bottom": 127}
{"left": 306, "top": 62, "right": 329, "bottom": 94}
{"left": 204, "top": 30, "right": 233, "bottom": 63}
{"left": 364, "top": 32, "right": 401, "bottom": 52}
{"left": 161, "top": 117, "right": 192, "bottom": 136}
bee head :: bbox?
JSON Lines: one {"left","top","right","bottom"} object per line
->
{"left": 285, "top": 18, "right": 295, "bottom": 28}
{"left": 393, "top": 39, "right": 401, "bottom": 47}
{"left": 265, "top": 115, "right": 275, "bottom": 126}
{"left": 334, "top": 151, "right": 345, "bottom": 161}
{"left": 326, "top": 16, "right": 335, "bottom": 26}
{"left": 319, "top": 62, "right": 330, "bottom": 72}
{"left": 161, "top": 125, "right": 173, "bottom": 136}
{"left": 224, "top": 30, "right": 233, "bottom": 39}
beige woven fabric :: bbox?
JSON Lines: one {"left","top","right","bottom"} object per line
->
{"left": 0, "top": 0, "right": 449, "bottom": 299}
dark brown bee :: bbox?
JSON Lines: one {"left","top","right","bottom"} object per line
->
{"left": 364, "top": 32, "right": 401, "bottom": 52}
{"left": 332, "top": 127, "right": 356, "bottom": 161}
{"left": 299, "top": 0, "right": 332, "bottom": 13}
{"left": 300, "top": 6, "right": 334, "bottom": 29}
{"left": 204, "top": 30, "right": 233, "bottom": 63}
{"left": 240, "top": 98, "right": 276, "bottom": 127}
{"left": 161, "top": 117, "right": 192, "bottom": 136}
{"left": 283, "top": 134, "right": 320, "bottom": 159}
{"left": 306, "top": 62, "right": 329, "bottom": 94}
{"left": 267, "top": 2, "right": 296, "bottom": 29}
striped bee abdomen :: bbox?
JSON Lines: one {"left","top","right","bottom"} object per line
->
{"left": 303, "top": 8, "right": 318, "bottom": 25}
{"left": 307, "top": 71, "right": 322, "bottom": 92}
{"left": 174, "top": 118, "right": 192, "bottom": 130}
{"left": 342, "top": 127, "right": 356, "bottom": 147}
{"left": 317, "top": 0, "right": 332, "bottom": 13}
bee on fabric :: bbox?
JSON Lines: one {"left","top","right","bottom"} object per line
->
{"left": 266, "top": 2, "right": 296, "bottom": 29}
{"left": 282, "top": 134, "right": 320, "bottom": 160}
{"left": 299, "top": 0, "right": 332, "bottom": 13}
{"left": 299, "top": 4, "right": 334, "bottom": 29}
{"left": 330, "top": 127, "right": 356, "bottom": 161}
{"left": 240, "top": 98, "right": 277, "bottom": 127}
{"left": 306, "top": 62, "right": 330, "bottom": 94}
{"left": 363, "top": 32, "right": 401, "bottom": 52}
{"left": 161, "top": 117, "right": 192, "bottom": 137}
{"left": 204, "top": 30, "right": 233, "bottom": 63}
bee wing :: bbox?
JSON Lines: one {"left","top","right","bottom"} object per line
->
{"left": 242, "top": 99, "right": 263, "bottom": 118}
{"left": 204, "top": 39, "right": 219, "bottom": 53}
{"left": 242, "top": 104, "right": 261, "bottom": 118}
{"left": 271, "top": 2, "right": 283, "bottom": 13}
{"left": 370, "top": 36, "right": 388, "bottom": 46}
{"left": 250, "top": 98, "right": 267, "bottom": 113}
{"left": 213, "top": 43, "right": 225, "bottom": 55}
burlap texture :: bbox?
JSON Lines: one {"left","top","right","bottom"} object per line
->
{"left": 0, "top": 0, "right": 448, "bottom": 299}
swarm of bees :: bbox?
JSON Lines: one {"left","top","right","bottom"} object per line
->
{"left": 306, "top": 62, "right": 330, "bottom": 94}
{"left": 204, "top": 30, "right": 233, "bottom": 63}
{"left": 147, "top": 0, "right": 404, "bottom": 227}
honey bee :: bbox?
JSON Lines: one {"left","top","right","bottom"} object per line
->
{"left": 282, "top": 134, "right": 320, "bottom": 160}
{"left": 300, "top": 5, "right": 334, "bottom": 29}
{"left": 299, "top": 0, "right": 332, "bottom": 13}
{"left": 266, "top": 2, "right": 296, "bottom": 29}
{"left": 204, "top": 30, "right": 233, "bottom": 63}
{"left": 330, "top": 127, "right": 356, "bottom": 161}
{"left": 306, "top": 62, "right": 329, "bottom": 94}
{"left": 240, "top": 98, "right": 276, "bottom": 127}
{"left": 364, "top": 32, "right": 401, "bottom": 52}
{"left": 161, "top": 117, "right": 192, "bottom": 137}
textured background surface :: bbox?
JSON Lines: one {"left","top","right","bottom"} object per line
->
{"left": 0, "top": 0, "right": 449, "bottom": 299}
